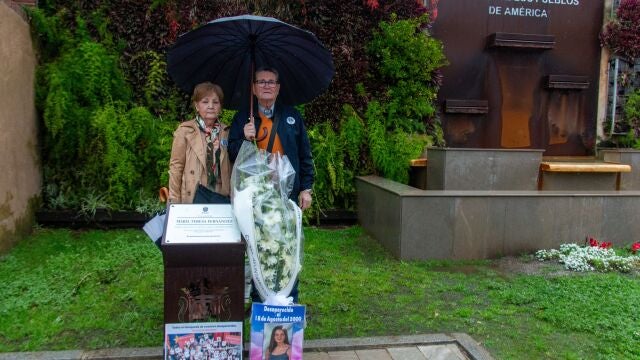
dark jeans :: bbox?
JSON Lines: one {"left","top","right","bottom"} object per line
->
{"left": 250, "top": 279, "right": 299, "bottom": 304}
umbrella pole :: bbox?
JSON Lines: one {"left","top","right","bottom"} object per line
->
{"left": 249, "top": 61, "right": 255, "bottom": 124}
{"left": 249, "top": 61, "right": 258, "bottom": 147}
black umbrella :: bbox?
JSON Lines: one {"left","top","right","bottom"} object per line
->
{"left": 167, "top": 14, "right": 334, "bottom": 110}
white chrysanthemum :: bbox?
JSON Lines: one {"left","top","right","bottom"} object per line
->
{"left": 265, "top": 256, "right": 278, "bottom": 266}
{"left": 282, "top": 256, "right": 293, "bottom": 273}
{"left": 267, "top": 238, "right": 280, "bottom": 253}
{"left": 260, "top": 237, "right": 276, "bottom": 252}
{"left": 262, "top": 211, "right": 277, "bottom": 226}
{"left": 263, "top": 268, "right": 276, "bottom": 281}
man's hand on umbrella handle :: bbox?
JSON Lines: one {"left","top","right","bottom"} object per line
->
{"left": 244, "top": 117, "right": 256, "bottom": 141}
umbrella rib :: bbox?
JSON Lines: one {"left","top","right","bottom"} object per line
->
{"left": 172, "top": 46, "right": 246, "bottom": 91}
{"left": 262, "top": 39, "right": 332, "bottom": 80}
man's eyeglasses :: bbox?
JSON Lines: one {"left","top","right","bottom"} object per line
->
{"left": 254, "top": 80, "right": 279, "bottom": 88}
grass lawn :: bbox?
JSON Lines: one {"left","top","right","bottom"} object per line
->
{"left": 0, "top": 226, "right": 639, "bottom": 359}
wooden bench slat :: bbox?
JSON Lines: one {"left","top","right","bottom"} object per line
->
{"left": 410, "top": 158, "right": 427, "bottom": 167}
{"left": 540, "top": 162, "right": 631, "bottom": 173}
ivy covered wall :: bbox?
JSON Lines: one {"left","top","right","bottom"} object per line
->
{"left": 28, "top": 0, "right": 447, "bottom": 220}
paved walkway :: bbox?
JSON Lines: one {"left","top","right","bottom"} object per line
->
{"left": 303, "top": 334, "right": 493, "bottom": 360}
{"left": 0, "top": 334, "right": 494, "bottom": 360}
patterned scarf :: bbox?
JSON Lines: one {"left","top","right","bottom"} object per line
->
{"left": 195, "top": 115, "right": 221, "bottom": 189}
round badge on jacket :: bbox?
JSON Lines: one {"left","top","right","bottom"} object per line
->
{"left": 286, "top": 116, "right": 296, "bottom": 125}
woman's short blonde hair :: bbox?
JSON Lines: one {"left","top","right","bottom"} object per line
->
{"left": 192, "top": 82, "right": 224, "bottom": 105}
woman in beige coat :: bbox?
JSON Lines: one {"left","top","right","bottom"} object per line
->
{"left": 169, "top": 82, "right": 231, "bottom": 203}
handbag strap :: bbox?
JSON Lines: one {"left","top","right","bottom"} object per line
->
{"left": 266, "top": 110, "right": 280, "bottom": 153}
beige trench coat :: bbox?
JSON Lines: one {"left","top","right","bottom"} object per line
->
{"left": 168, "top": 120, "right": 231, "bottom": 203}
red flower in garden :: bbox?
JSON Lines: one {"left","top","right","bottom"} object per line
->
{"left": 631, "top": 242, "right": 640, "bottom": 254}
{"left": 589, "top": 237, "right": 599, "bottom": 247}
{"left": 599, "top": 242, "right": 613, "bottom": 249}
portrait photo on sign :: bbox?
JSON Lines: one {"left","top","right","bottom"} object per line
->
{"left": 249, "top": 304, "right": 305, "bottom": 360}
{"left": 262, "top": 323, "right": 293, "bottom": 360}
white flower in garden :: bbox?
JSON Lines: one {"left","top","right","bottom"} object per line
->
{"left": 537, "top": 242, "right": 639, "bottom": 273}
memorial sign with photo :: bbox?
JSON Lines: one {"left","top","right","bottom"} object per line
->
{"left": 249, "top": 303, "right": 305, "bottom": 360}
{"left": 165, "top": 322, "right": 243, "bottom": 360}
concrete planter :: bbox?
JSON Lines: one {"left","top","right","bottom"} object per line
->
{"left": 425, "top": 147, "right": 545, "bottom": 190}
{"left": 357, "top": 175, "right": 640, "bottom": 260}
{"left": 599, "top": 148, "right": 640, "bottom": 190}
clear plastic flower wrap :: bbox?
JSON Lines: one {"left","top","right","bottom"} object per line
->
{"left": 231, "top": 141, "right": 303, "bottom": 305}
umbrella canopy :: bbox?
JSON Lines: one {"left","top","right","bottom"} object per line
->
{"left": 167, "top": 15, "right": 334, "bottom": 110}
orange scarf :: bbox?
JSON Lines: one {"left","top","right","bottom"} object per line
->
{"left": 256, "top": 113, "right": 283, "bottom": 155}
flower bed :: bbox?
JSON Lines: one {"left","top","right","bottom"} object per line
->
{"left": 536, "top": 238, "right": 640, "bottom": 273}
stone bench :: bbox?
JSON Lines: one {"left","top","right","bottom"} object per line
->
{"left": 538, "top": 161, "right": 632, "bottom": 190}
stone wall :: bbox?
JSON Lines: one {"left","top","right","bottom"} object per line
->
{"left": 357, "top": 175, "right": 640, "bottom": 260}
{"left": 0, "top": 1, "right": 40, "bottom": 253}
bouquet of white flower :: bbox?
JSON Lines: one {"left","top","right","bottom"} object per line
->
{"left": 231, "top": 141, "right": 302, "bottom": 305}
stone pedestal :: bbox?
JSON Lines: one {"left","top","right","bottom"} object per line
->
{"left": 425, "top": 147, "right": 544, "bottom": 190}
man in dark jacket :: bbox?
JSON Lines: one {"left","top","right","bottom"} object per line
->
{"left": 228, "top": 67, "right": 314, "bottom": 304}
{"left": 228, "top": 67, "right": 314, "bottom": 209}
